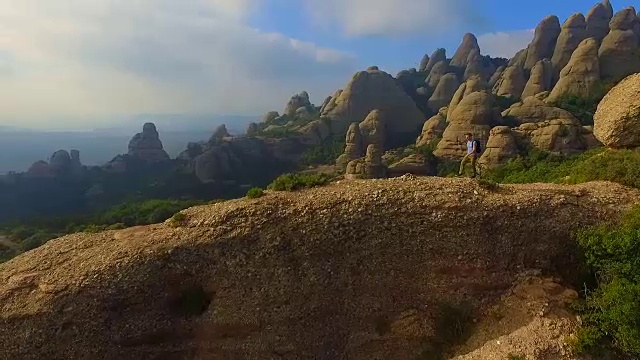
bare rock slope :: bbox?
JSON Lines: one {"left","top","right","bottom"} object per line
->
{"left": 1, "top": 178, "right": 639, "bottom": 360}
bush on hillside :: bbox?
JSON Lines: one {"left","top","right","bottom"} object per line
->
{"left": 267, "top": 173, "right": 332, "bottom": 191}
{"left": 549, "top": 82, "right": 613, "bottom": 126}
{"left": 246, "top": 187, "right": 264, "bottom": 199}
{"left": 301, "top": 138, "right": 345, "bottom": 166}
{"left": 571, "top": 206, "right": 640, "bottom": 357}
{"left": 485, "top": 148, "right": 640, "bottom": 189}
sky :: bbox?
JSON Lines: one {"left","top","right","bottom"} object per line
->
{"left": 0, "top": 0, "right": 637, "bottom": 129}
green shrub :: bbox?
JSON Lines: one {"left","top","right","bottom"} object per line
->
{"left": 246, "top": 187, "right": 264, "bottom": 199}
{"left": 549, "top": 82, "right": 612, "bottom": 126}
{"left": 572, "top": 206, "right": 640, "bottom": 357}
{"left": 301, "top": 138, "right": 345, "bottom": 166}
{"left": 169, "top": 212, "right": 188, "bottom": 227}
{"left": 485, "top": 148, "right": 640, "bottom": 189}
{"left": 267, "top": 173, "right": 331, "bottom": 191}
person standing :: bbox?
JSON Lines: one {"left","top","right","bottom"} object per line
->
{"left": 458, "top": 133, "right": 480, "bottom": 178}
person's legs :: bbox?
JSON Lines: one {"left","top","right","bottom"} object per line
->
{"left": 470, "top": 154, "right": 478, "bottom": 177}
{"left": 458, "top": 154, "right": 469, "bottom": 176}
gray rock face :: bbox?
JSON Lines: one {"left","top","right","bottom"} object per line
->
{"left": 284, "top": 91, "right": 312, "bottom": 117}
{"left": 598, "top": 8, "right": 640, "bottom": 83}
{"left": 127, "top": 123, "right": 170, "bottom": 162}
{"left": 524, "top": 16, "right": 562, "bottom": 71}
{"left": 551, "top": 13, "right": 587, "bottom": 82}
{"left": 586, "top": 1, "right": 614, "bottom": 43}
{"left": 450, "top": 33, "right": 481, "bottom": 70}
{"left": 522, "top": 59, "right": 553, "bottom": 99}
{"left": 424, "top": 48, "right": 447, "bottom": 73}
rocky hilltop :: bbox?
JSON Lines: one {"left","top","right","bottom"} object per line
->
{"left": 1, "top": 177, "right": 639, "bottom": 359}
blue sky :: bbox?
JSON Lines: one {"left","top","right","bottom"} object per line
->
{"left": 0, "top": 0, "right": 637, "bottom": 129}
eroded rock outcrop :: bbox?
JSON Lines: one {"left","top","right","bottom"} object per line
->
{"left": 488, "top": 66, "right": 506, "bottom": 88}
{"left": 262, "top": 111, "right": 280, "bottom": 124}
{"left": 478, "top": 126, "right": 520, "bottom": 169}
{"left": 448, "top": 77, "right": 487, "bottom": 119}
{"left": 547, "top": 37, "right": 601, "bottom": 102}
{"left": 336, "top": 123, "right": 364, "bottom": 168}
{"left": 450, "top": 33, "right": 481, "bottom": 70}
{"left": 321, "top": 68, "right": 424, "bottom": 139}
{"left": 522, "top": 59, "right": 553, "bottom": 99}
{"left": 503, "top": 96, "right": 577, "bottom": 125}
{"left": 524, "top": 16, "right": 562, "bottom": 71}
{"left": 551, "top": 13, "right": 587, "bottom": 82}
{"left": 284, "top": 91, "right": 313, "bottom": 117}
{"left": 424, "top": 48, "right": 446, "bottom": 73}
{"left": 598, "top": 7, "right": 640, "bottom": 82}
{"left": 345, "top": 144, "right": 386, "bottom": 179}
{"left": 593, "top": 73, "right": 640, "bottom": 148}
{"left": 586, "top": 1, "right": 614, "bottom": 43}
{"left": 418, "top": 54, "right": 430, "bottom": 72}
{"left": 428, "top": 73, "right": 460, "bottom": 113}
{"left": 425, "top": 61, "right": 450, "bottom": 90}
{"left": 434, "top": 91, "right": 501, "bottom": 158}
{"left": 517, "top": 118, "right": 592, "bottom": 155}
{"left": 387, "top": 154, "right": 434, "bottom": 177}
{"left": 493, "top": 65, "right": 527, "bottom": 100}
{"left": 416, "top": 109, "right": 448, "bottom": 148}
{"left": 127, "top": 123, "right": 170, "bottom": 162}
{"left": 359, "top": 110, "right": 387, "bottom": 149}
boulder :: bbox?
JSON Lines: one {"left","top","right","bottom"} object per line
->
{"left": 434, "top": 91, "right": 501, "bottom": 158}
{"left": 448, "top": 77, "right": 487, "bottom": 119}
{"left": 246, "top": 123, "right": 259, "bottom": 136}
{"left": 336, "top": 123, "right": 364, "bottom": 168}
{"left": 319, "top": 96, "right": 333, "bottom": 114}
{"left": 262, "top": 111, "right": 280, "bottom": 123}
{"left": 586, "top": 1, "right": 614, "bottom": 43}
{"left": 387, "top": 154, "right": 435, "bottom": 177}
{"left": 428, "top": 73, "right": 460, "bottom": 113}
{"left": 548, "top": 37, "right": 601, "bottom": 103}
{"left": 321, "top": 68, "right": 425, "bottom": 138}
{"left": 450, "top": 33, "right": 481, "bottom": 70}
{"left": 49, "top": 150, "right": 72, "bottom": 171}
{"left": 298, "top": 119, "right": 331, "bottom": 146}
{"left": 359, "top": 110, "right": 387, "bottom": 149}
{"left": 418, "top": 54, "right": 430, "bottom": 72}
{"left": 424, "top": 48, "right": 447, "bottom": 73}
{"left": 478, "top": 126, "right": 520, "bottom": 169}
{"left": 322, "top": 90, "right": 343, "bottom": 114}
{"left": 284, "top": 91, "right": 312, "bottom": 117}
{"left": 493, "top": 65, "right": 527, "bottom": 100}
{"left": 598, "top": 8, "right": 640, "bottom": 82}
{"left": 416, "top": 109, "right": 448, "bottom": 148}
{"left": 516, "top": 118, "right": 590, "bottom": 155}
{"left": 503, "top": 96, "right": 577, "bottom": 125}
{"left": 524, "top": 16, "right": 562, "bottom": 71}
{"left": 593, "top": 73, "right": 640, "bottom": 148}
{"left": 488, "top": 66, "right": 506, "bottom": 88}
{"left": 127, "top": 123, "right": 170, "bottom": 162}
{"left": 345, "top": 144, "right": 386, "bottom": 179}
{"left": 551, "top": 13, "right": 588, "bottom": 82}
{"left": 425, "top": 61, "right": 450, "bottom": 90}
{"left": 522, "top": 59, "right": 553, "bottom": 99}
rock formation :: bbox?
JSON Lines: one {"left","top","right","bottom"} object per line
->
{"left": 524, "top": 16, "right": 562, "bottom": 71}
{"left": 127, "top": 123, "right": 170, "bottom": 162}
{"left": 478, "top": 126, "right": 520, "bottom": 169}
{"left": 425, "top": 61, "right": 450, "bottom": 90}
{"left": 434, "top": 91, "right": 501, "bottom": 158}
{"left": 493, "top": 65, "right": 527, "bottom": 99}
{"left": 25, "top": 161, "right": 55, "bottom": 178}
{"left": 320, "top": 68, "right": 424, "bottom": 139}
{"left": 359, "top": 110, "right": 387, "bottom": 150}
{"left": 387, "top": 154, "right": 434, "bottom": 177}
{"left": 298, "top": 119, "right": 331, "bottom": 146}
{"left": 321, "top": 90, "right": 343, "bottom": 115}
{"left": 448, "top": 77, "right": 487, "bottom": 119}
{"left": 416, "top": 109, "right": 448, "bottom": 148}
{"left": 503, "top": 96, "right": 577, "bottom": 125}
{"left": 319, "top": 96, "right": 333, "bottom": 113}
{"left": 450, "top": 33, "right": 481, "bottom": 70}
{"left": 522, "top": 59, "right": 553, "bottom": 99}
{"left": 49, "top": 150, "right": 72, "bottom": 171}
{"left": 598, "top": 7, "right": 640, "bottom": 82}
{"left": 593, "top": 73, "right": 640, "bottom": 148}
{"left": 516, "top": 119, "right": 593, "bottom": 155}
{"left": 488, "top": 66, "right": 505, "bottom": 88}
{"left": 210, "top": 124, "right": 230, "bottom": 142}
{"left": 345, "top": 143, "right": 386, "bottom": 179}
{"left": 424, "top": 48, "right": 446, "bottom": 73}
{"left": 586, "top": 0, "right": 614, "bottom": 43}
{"left": 246, "top": 123, "right": 259, "bottom": 136}
{"left": 547, "top": 37, "right": 601, "bottom": 103}
{"left": 418, "top": 54, "right": 430, "bottom": 72}
{"left": 262, "top": 111, "right": 280, "bottom": 123}
{"left": 284, "top": 91, "right": 312, "bottom": 117}
{"left": 336, "top": 123, "right": 364, "bottom": 168}
{"left": 427, "top": 73, "right": 460, "bottom": 113}
{"left": 551, "top": 13, "right": 588, "bottom": 82}
{"left": 509, "top": 48, "right": 528, "bottom": 68}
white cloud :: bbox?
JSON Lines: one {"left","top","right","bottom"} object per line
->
{"left": 477, "top": 29, "right": 534, "bottom": 59}
{"left": 0, "top": 0, "right": 357, "bottom": 129}
{"left": 305, "top": 0, "right": 482, "bottom": 36}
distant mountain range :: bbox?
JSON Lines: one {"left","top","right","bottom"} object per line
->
{"left": 0, "top": 114, "right": 259, "bottom": 174}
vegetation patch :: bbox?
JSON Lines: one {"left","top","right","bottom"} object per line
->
{"left": 549, "top": 82, "right": 612, "bottom": 126}
{"left": 246, "top": 187, "right": 264, "bottom": 199}
{"left": 300, "top": 137, "right": 345, "bottom": 166}
{"left": 267, "top": 173, "right": 332, "bottom": 191}
{"left": 169, "top": 212, "right": 188, "bottom": 228}
{"left": 419, "top": 300, "right": 475, "bottom": 360}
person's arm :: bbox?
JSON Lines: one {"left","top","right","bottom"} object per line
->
{"left": 472, "top": 140, "right": 477, "bottom": 154}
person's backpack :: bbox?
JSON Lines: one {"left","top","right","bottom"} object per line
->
{"left": 474, "top": 140, "right": 482, "bottom": 154}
